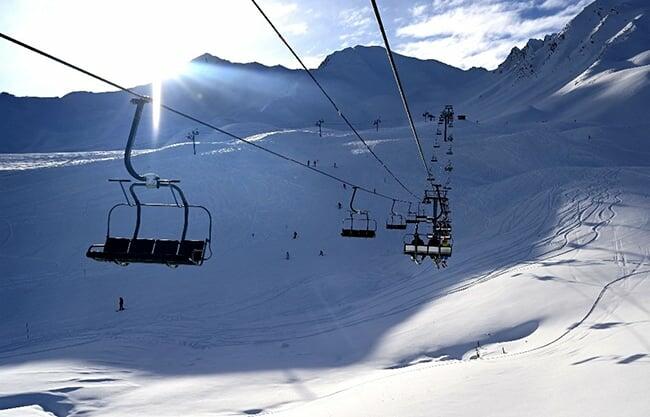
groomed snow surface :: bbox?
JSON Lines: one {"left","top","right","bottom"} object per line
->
{"left": 0, "top": 115, "right": 648, "bottom": 416}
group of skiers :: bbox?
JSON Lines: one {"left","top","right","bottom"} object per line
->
{"left": 285, "top": 231, "right": 325, "bottom": 260}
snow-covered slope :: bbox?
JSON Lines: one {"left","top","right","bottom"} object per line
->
{"left": 0, "top": 111, "right": 649, "bottom": 416}
{"left": 0, "top": 0, "right": 649, "bottom": 416}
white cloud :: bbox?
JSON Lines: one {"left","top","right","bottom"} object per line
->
{"left": 410, "top": 4, "right": 428, "bottom": 18}
{"left": 338, "top": 7, "right": 376, "bottom": 48}
{"left": 395, "top": 0, "right": 592, "bottom": 69}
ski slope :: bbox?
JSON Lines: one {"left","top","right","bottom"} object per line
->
{"left": 0, "top": 113, "right": 648, "bottom": 416}
{"left": 1, "top": 0, "right": 649, "bottom": 414}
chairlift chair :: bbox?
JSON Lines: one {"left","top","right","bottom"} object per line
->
{"left": 386, "top": 199, "right": 407, "bottom": 230}
{"left": 405, "top": 202, "right": 420, "bottom": 224}
{"left": 87, "top": 180, "right": 213, "bottom": 267}
{"left": 341, "top": 186, "right": 377, "bottom": 238}
{"left": 403, "top": 226, "right": 452, "bottom": 264}
{"left": 86, "top": 97, "right": 213, "bottom": 267}
{"left": 403, "top": 236, "right": 452, "bottom": 258}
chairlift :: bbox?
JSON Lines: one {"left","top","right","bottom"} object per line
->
{"left": 431, "top": 152, "right": 438, "bottom": 163}
{"left": 87, "top": 98, "right": 213, "bottom": 267}
{"left": 405, "top": 201, "right": 418, "bottom": 224}
{"left": 386, "top": 199, "right": 407, "bottom": 230}
{"left": 445, "top": 161, "right": 453, "bottom": 172}
{"left": 403, "top": 224, "right": 452, "bottom": 265}
{"left": 423, "top": 188, "right": 437, "bottom": 204}
{"left": 446, "top": 146, "right": 453, "bottom": 156}
{"left": 433, "top": 137, "right": 441, "bottom": 149}
{"left": 415, "top": 209, "right": 431, "bottom": 223}
{"left": 341, "top": 186, "right": 377, "bottom": 238}
{"left": 404, "top": 234, "right": 452, "bottom": 260}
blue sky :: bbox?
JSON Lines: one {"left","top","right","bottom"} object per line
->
{"left": 0, "top": 0, "right": 592, "bottom": 97}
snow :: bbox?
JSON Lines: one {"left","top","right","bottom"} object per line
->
{"left": 1, "top": 0, "right": 649, "bottom": 415}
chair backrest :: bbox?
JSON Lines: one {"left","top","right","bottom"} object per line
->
{"left": 105, "top": 237, "right": 130, "bottom": 254}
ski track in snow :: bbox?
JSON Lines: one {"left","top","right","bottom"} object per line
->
{"left": 0, "top": 170, "right": 627, "bottom": 354}
{"left": 1, "top": 115, "right": 649, "bottom": 416}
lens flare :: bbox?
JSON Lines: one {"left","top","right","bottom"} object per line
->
{"left": 152, "top": 79, "right": 161, "bottom": 136}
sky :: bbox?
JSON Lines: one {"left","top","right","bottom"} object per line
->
{"left": 0, "top": 0, "right": 592, "bottom": 97}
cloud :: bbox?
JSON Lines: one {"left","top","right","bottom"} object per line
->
{"left": 410, "top": 4, "right": 428, "bottom": 18}
{"left": 337, "top": 6, "right": 377, "bottom": 48}
{"left": 395, "top": 0, "right": 592, "bottom": 69}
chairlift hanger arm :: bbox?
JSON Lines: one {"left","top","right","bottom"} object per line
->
{"left": 349, "top": 186, "right": 360, "bottom": 214}
{"left": 124, "top": 98, "right": 156, "bottom": 184}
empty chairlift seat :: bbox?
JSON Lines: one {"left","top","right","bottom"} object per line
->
{"left": 340, "top": 187, "right": 377, "bottom": 239}
{"left": 341, "top": 212, "right": 377, "bottom": 238}
{"left": 87, "top": 237, "right": 208, "bottom": 266}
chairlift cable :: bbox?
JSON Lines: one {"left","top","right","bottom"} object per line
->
{"left": 249, "top": 0, "right": 418, "bottom": 201}
{"left": 0, "top": 31, "right": 411, "bottom": 204}
{"left": 369, "top": 0, "right": 430, "bottom": 178}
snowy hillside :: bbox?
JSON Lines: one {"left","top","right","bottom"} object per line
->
{"left": 1, "top": 0, "right": 649, "bottom": 416}
{"left": 475, "top": 0, "right": 650, "bottom": 122}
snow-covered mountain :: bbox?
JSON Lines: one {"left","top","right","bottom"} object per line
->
{"left": 477, "top": 0, "right": 650, "bottom": 123}
{"left": 0, "top": 1, "right": 649, "bottom": 416}
{"left": 0, "top": 46, "right": 484, "bottom": 153}
{"left": 3, "top": 0, "right": 647, "bottom": 153}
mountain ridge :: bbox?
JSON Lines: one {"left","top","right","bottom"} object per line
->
{"left": 0, "top": 0, "right": 648, "bottom": 152}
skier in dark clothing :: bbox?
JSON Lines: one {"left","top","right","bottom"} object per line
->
{"left": 338, "top": 202, "right": 342, "bottom": 209}
{"left": 293, "top": 231, "right": 298, "bottom": 239}
{"left": 319, "top": 250, "right": 324, "bottom": 256}
{"left": 118, "top": 297, "right": 125, "bottom": 312}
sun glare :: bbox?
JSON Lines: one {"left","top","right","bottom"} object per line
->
{"left": 152, "top": 78, "right": 161, "bottom": 137}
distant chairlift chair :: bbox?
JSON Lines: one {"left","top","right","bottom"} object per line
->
{"left": 403, "top": 226, "right": 453, "bottom": 265}
{"left": 341, "top": 186, "right": 377, "bottom": 238}
{"left": 386, "top": 199, "right": 407, "bottom": 230}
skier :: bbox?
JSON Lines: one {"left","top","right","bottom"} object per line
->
{"left": 118, "top": 297, "right": 125, "bottom": 312}
{"left": 307, "top": 160, "right": 310, "bottom": 167}
{"left": 286, "top": 251, "right": 290, "bottom": 260}
{"left": 410, "top": 233, "right": 425, "bottom": 263}
{"left": 333, "top": 162, "right": 337, "bottom": 168}
{"left": 293, "top": 231, "right": 298, "bottom": 239}
{"left": 319, "top": 250, "right": 324, "bottom": 256}
{"left": 337, "top": 202, "right": 342, "bottom": 210}
{"left": 343, "top": 183, "right": 347, "bottom": 190}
